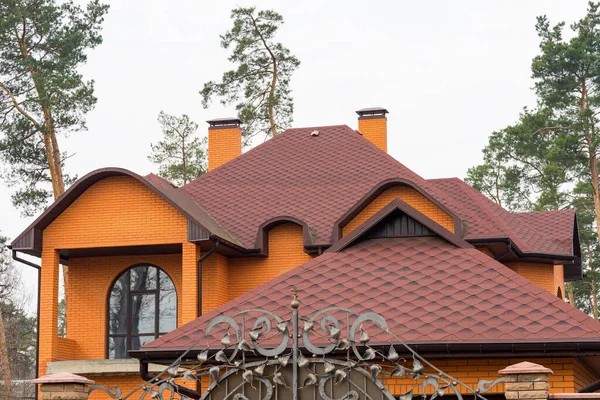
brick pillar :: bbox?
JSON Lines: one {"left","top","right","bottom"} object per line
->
{"left": 39, "top": 248, "right": 60, "bottom": 377}
{"left": 181, "top": 242, "right": 200, "bottom": 323}
{"left": 33, "top": 372, "right": 94, "bottom": 400}
{"left": 499, "top": 362, "right": 553, "bottom": 400}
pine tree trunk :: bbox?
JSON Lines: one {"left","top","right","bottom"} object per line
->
{"left": 0, "top": 311, "right": 12, "bottom": 400}
{"left": 568, "top": 283, "right": 575, "bottom": 305}
{"left": 593, "top": 277, "right": 599, "bottom": 320}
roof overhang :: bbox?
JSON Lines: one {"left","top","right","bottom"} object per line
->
{"left": 10, "top": 168, "right": 241, "bottom": 259}
{"left": 466, "top": 212, "right": 583, "bottom": 282}
{"left": 129, "top": 339, "right": 600, "bottom": 365}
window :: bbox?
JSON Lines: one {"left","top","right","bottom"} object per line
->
{"left": 107, "top": 265, "right": 177, "bottom": 359}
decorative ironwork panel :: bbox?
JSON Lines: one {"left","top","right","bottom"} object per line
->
{"left": 90, "top": 288, "right": 505, "bottom": 400}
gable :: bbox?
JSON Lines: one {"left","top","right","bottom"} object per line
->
{"left": 44, "top": 175, "right": 188, "bottom": 250}
{"left": 361, "top": 209, "right": 434, "bottom": 240}
{"left": 340, "top": 185, "right": 456, "bottom": 237}
{"left": 330, "top": 198, "right": 471, "bottom": 253}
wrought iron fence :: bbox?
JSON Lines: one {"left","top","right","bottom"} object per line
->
{"left": 90, "top": 288, "right": 505, "bottom": 400}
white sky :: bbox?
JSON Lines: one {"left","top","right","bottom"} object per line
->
{"left": 0, "top": 0, "right": 591, "bottom": 309}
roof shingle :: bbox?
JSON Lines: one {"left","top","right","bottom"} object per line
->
{"left": 141, "top": 236, "right": 599, "bottom": 353}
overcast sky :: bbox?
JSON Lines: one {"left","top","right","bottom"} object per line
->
{"left": 1, "top": 0, "right": 591, "bottom": 306}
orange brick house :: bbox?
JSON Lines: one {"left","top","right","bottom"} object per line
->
{"left": 9, "top": 108, "right": 600, "bottom": 399}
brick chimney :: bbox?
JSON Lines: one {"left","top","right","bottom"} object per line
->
{"left": 207, "top": 117, "right": 242, "bottom": 171}
{"left": 356, "top": 107, "right": 389, "bottom": 152}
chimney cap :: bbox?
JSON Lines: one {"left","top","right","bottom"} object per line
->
{"left": 206, "top": 117, "right": 241, "bottom": 128}
{"left": 355, "top": 107, "right": 389, "bottom": 118}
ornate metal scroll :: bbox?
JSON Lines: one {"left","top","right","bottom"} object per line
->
{"left": 90, "top": 288, "right": 505, "bottom": 400}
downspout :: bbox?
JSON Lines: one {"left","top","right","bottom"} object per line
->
{"left": 579, "top": 379, "right": 600, "bottom": 393}
{"left": 139, "top": 360, "right": 200, "bottom": 399}
{"left": 197, "top": 241, "right": 219, "bottom": 318}
{"left": 10, "top": 248, "right": 41, "bottom": 400}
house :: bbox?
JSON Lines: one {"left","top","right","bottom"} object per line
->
{"left": 10, "top": 108, "right": 600, "bottom": 400}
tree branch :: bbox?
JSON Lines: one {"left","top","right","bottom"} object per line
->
{"left": 0, "top": 81, "right": 41, "bottom": 130}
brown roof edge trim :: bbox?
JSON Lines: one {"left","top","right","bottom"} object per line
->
{"left": 10, "top": 167, "right": 225, "bottom": 253}
{"left": 326, "top": 198, "right": 472, "bottom": 253}
{"left": 254, "top": 216, "right": 315, "bottom": 256}
{"left": 129, "top": 340, "right": 600, "bottom": 363}
{"left": 331, "top": 178, "right": 463, "bottom": 243}
{"left": 467, "top": 237, "right": 577, "bottom": 261}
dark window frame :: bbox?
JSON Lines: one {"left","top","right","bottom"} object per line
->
{"left": 105, "top": 263, "right": 178, "bottom": 359}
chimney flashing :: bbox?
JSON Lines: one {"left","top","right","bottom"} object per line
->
{"left": 355, "top": 107, "right": 389, "bottom": 120}
{"left": 207, "top": 117, "right": 241, "bottom": 129}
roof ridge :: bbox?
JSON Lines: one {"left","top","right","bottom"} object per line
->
{"left": 181, "top": 124, "right": 357, "bottom": 188}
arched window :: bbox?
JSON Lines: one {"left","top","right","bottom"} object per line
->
{"left": 107, "top": 265, "right": 177, "bottom": 359}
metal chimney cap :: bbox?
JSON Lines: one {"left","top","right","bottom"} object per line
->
{"left": 355, "top": 107, "right": 389, "bottom": 117}
{"left": 206, "top": 117, "right": 241, "bottom": 127}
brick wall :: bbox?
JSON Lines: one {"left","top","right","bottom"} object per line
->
{"left": 67, "top": 254, "right": 183, "bottom": 360}
{"left": 228, "top": 223, "right": 314, "bottom": 302}
{"left": 384, "top": 357, "right": 596, "bottom": 396}
{"left": 358, "top": 117, "right": 387, "bottom": 152}
{"left": 554, "top": 265, "right": 565, "bottom": 298}
{"left": 40, "top": 175, "right": 191, "bottom": 378}
{"left": 208, "top": 127, "right": 242, "bottom": 171}
{"left": 202, "top": 253, "right": 230, "bottom": 313}
{"left": 44, "top": 176, "right": 188, "bottom": 249}
{"left": 342, "top": 186, "right": 455, "bottom": 235}
{"left": 505, "top": 262, "right": 563, "bottom": 295}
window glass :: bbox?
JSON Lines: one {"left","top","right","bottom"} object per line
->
{"left": 131, "top": 294, "right": 156, "bottom": 334}
{"left": 159, "top": 289, "right": 177, "bottom": 332}
{"left": 107, "top": 265, "right": 177, "bottom": 359}
{"left": 130, "top": 266, "right": 157, "bottom": 291}
{"left": 108, "top": 274, "right": 128, "bottom": 334}
{"left": 108, "top": 337, "right": 127, "bottom": 359}
{"left": 131, "top": 335, "right": 156, "bottom": 351}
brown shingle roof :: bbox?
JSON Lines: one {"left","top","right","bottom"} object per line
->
{"left": 182, "top": 125, "right": 425, "bottom": 249}
{"left": 137, "top": 235, "right": 600, "bottom": 357}
{"left": 11, "top": 125, "right": 578, "bottom": 266}
{"left": 425, "top": 178, "right": 577, "bottom": 257}
{"left": 181, "top": 125, "right": 576, "bottom": 259}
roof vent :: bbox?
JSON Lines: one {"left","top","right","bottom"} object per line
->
{"left": 311, "top": 130, "right": 319, "bottom": 136}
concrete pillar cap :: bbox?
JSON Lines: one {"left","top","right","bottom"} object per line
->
{"left": 498, "top": 362, "right": 554, "bottom": 375}
{"left": 32, "top": 372, "right": 95, "bottom": 385}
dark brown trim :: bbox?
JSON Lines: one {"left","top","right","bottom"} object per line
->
{"left": 254, "top": 216, "right": 315, "bottom": 256}
{"left": 206, "top": 117, "right": 241, "bottom": 128}
{"left": 129, "top": 339, "right": 600, "bottom": 365}
{"left": 106, "top": 263, "right": 178, "bottom": 359}
{"left": 355, "top": 107, "right": 389, "bottom": 118}
{"left": 327, "top": 198, "right": 472, "bottom": 253}
{"left": 58, "top": 244, "right": 182, "bottom": 259}
{"left": 331, "top": 178, "right": 464, "bottom": 242}
{"left": 197, "top": 242, "right": 219, "bottom": 317}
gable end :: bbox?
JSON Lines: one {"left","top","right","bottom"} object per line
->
{"left": 363, "top": 209, "right": 434, "bottom": 240}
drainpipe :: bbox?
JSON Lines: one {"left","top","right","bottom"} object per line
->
{"left": 197, "top": 242, "right": 219, "bottom": 318}
{"left": 10, "top": 248, "right": 41, "bottom": 400}
{"left": 139, "top": 361, "right": 200, "bottom": 399}
{"left": 579, "top": 379, "right": 600, "bottom": 393}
